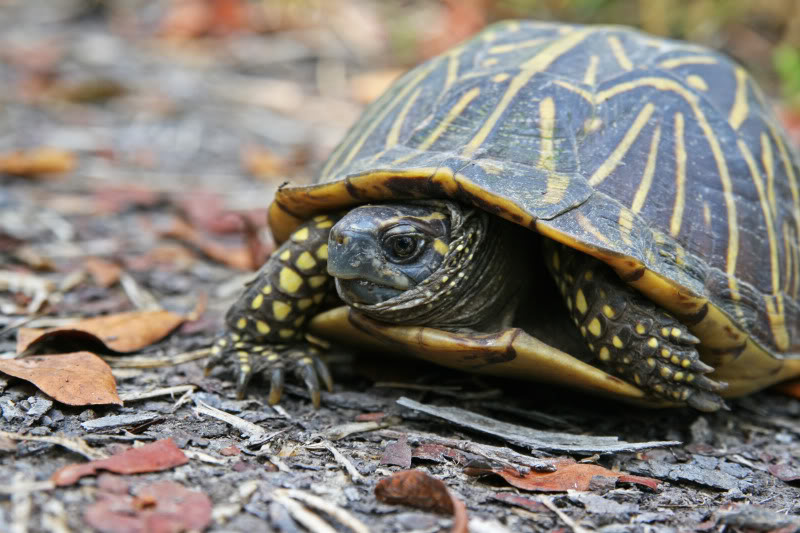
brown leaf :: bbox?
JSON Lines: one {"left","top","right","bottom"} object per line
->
{"left": 768, "top": 463, "right": 800, "bottom": 484}
{"left": 162, "top": 217, "right": 256, "bottom": 270}
{"left": 375, "top": 470, "right": 468, "bottom": 533}
{"left": 411, "top": 443, "right": 469, "bottom": 465}
{"left": 380, "top": 434, "right": 412, "bottom": 469}
{"left": 85, "top": 480, "right": 211, "bottom": 533}
{"left": 17, "top": 310, "right": 185, "bottom": 354}
{"left": 0, "top": 147, "right": 76, "bottom": 177}
{"left": 0, "top": 351, "right": 121, "bottom": 406}
{"left": 491, "top": 492, "right": 548, "bottom": 512}
{"left": 52, "top": 439, "right": 188, "bottom": 486}
{"left": 85, "top": 257, "right": 123, "bottom": 288}
{"left": 464, "top": 458, "right": 660, "bottom": 492}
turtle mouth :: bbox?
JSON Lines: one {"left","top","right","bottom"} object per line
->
{"left": 334, "top": 277, "right": 403, "bottom": 305}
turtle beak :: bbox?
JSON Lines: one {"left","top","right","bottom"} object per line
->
{"left": 327, "top": 228, "right": 411, "bottom": 304}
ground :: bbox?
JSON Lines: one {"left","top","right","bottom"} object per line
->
{"left": 1, "top": 1, "right": 799, "bottom": 532}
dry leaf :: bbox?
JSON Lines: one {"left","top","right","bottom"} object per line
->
{"left": 52, "top": 439, "right": 188, "bottom": 486}
{"left": 464, "top": 458, "right": 660, "bottom": 492}
{"left": 0, "top": 351, "right": 121, "bottom": 406}
{"left": 768, "top": 463, "right": 800, "bottom": 484}
{"left": 412, "top": 443, "right": 469, "bottom": 465}
{"left": 85, "top": 257, "right": 123, "bottom": 288}
{"left": 0, "top": 147, "right": 76, "bottom": 177}
{"left": 17, "top": 310, "right": 185, "bottom": 354}
{"left": 380, "top": 434, "right": 412, "bottom": 469}
{"left": 162, "top": 217, "right": 257, "bottom": 270}
{"left": 85, "top": 480, "right": 212, "bottom": 533}
{"left": 375, "top": 470, "right": 468, "bottom": 533}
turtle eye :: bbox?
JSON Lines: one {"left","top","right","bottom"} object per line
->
{"left": 382, "top": 225, "right": 425, "bottom": 262}
{"left": 390, "top": 235, "right": 418, "bottom": 258}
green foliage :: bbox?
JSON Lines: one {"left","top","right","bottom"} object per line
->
{"left": 774, "top": 45, "right": 800, "bottom": 107}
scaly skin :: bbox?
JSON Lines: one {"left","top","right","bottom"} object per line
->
{"left": 544, "top": 240, "right": 727, "bottom": 411}
{"left": 205, "top": 213, "right": 340, "bottom": 406}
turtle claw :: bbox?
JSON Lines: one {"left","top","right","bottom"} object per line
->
{"left": 267, "top": 367, "right": 285, "bottom": 405}
{"left": 298, "top": 360, "right": 322, "bottom": 408}
{"left": 205, "top": 334, "right": 332, "bottom": 407}
{"left": 688, "top": 390, "right": 728, "bottom": 412}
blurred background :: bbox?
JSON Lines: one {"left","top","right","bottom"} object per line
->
{"left": 1, "top": 0, "right": 800, "bottom": 317}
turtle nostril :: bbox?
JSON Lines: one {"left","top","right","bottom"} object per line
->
{"left": 336, "top": 235, "right": 345, "bottom": 245}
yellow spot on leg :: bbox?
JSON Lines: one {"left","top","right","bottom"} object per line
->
{"left": 599, "top": 347, "right": 611, "bottom": 361}
{"left": 279, "top": 250, "right": 291, "bottom": 261}
{"left": 588, "top": 318, "right": 602, "bottom": 337}
{"left": 279, "top": 329, "right": 295, "bottom": 339}
{"left": 262, "top": 285, "right": 272, "bottom": 295}
{"left": 236, "top": 317, "right": 247, "bottom": 329}
{"left": 309, "top": 275, "right": 327, "bottom": 289}
{"left": 316, "top": 220, "right": 333, "bottom": 229}
{"left": 612, "top": 336, "right": 623, "bottom": 349}
{"left": 251, "top": 294, "right": 264, "bottom": 310}
{"left": 297, "top": 298, "right": 313, "bottom": 310}
{"left": 316, "top": 244, "right": 328, "bottom": 260}
{"left": 636, "top": 323, "right": 646, "bottom": 334}
{"left": 256, "top": 320, "right": 270, "bottom": 334}
{"left": 279, "top": 267, "right": 303, "bottom": 293}
{"left": 575, "top": 289, "right": 588, "bottom": 315}
{"left": 291, "top": 227, "right": 309, "bottom": 242}
{"left": 648, "top": 337, "right": 658, "bottom": 348}
{"left": 603, "top": 305, "right": 615, "bottom": 318}
{"left": 295, "top": 251, "right": 317, "bottom": 270}
{"left": 273, "top": 301, "right": 291, "bottom": 321}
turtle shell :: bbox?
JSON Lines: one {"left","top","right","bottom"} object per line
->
{"left": 268, "top": 21, "right": 800, "bottom": 396}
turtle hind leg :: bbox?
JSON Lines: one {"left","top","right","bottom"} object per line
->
{"left": 543, "top": 241, "right": 727, "bottom": 412}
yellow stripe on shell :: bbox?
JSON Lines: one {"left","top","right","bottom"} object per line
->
{"left": 463, "top": 28, "right": 594, "bottom": 158}
{"left": 658, "top": 55, "right": 717, "bottom": 69}
{"left": 329, "top": 60, "right": 440, "bottom": 179}
{"left": 595, "top": 76, "right": 741, "bottom": 306}
{"left": 728, "top": 67, "right": 749, "bottom": 130}
{"left": 631, "top": 123, "right": 662, "bottom": 215}
{"left": 552, "top": 80, "right": 594, "bottom": 103}
{"left": 393, "top": 87, "right": 481, "bottom": 166}
{"left": 488, "top": 38, "right": 547, "bottom": 55}
{"left": 588, "top": 103, "right": 655, "bottom": 186}
{"left": 606, "top": 35, "right": 633, "bottom": 70}
{"left": 761, "top": 133, "right": 777, "bottom": 221}
{"left": 669, "top": 113, "right": 687, "bottom": 237}
{"left": 386, "top": 87, "right": 421, "bottom": 149}
{"left": 686, "top": 75, "right": 708, "bottom": 91}
{"left": 583, "top": 55, "right": 599, "bottom": 86}
{"left": 738, "top": 140, "right": 779, "bottom": 297}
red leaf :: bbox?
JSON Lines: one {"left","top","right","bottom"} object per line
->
{"left": 85, "top": 480, "right": 212, "bottom": 533}
{"left": 52, "top": 439, "right": 188, "bottom": 486}
{"left": 380, "top": 434, "right": 412, "bottom": 469}
{"left": 17, "top": 310, "right": 185, "bottom": 354}
{"left": 0, "top": 351, "right": 121, "bottom": 406}
{"left": 464, "top": 458, "right": 660, "bottom": 492}
{"left": 375, "top": 470, "right": 468, "bottom": 533}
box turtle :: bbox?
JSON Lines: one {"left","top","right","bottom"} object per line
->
{"left": 206, "top": 21, "right": 800, "bottom": 412}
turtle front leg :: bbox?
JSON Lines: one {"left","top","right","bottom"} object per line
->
{"left": 543, "top": 241, "right": 726, "bottom": 411}
{"left": 205, "top": 214, "right": 339, "bottom": 407}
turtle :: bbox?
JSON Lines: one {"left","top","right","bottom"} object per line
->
{"left": 205, "top": 20, "right": 800, "bottom": 412}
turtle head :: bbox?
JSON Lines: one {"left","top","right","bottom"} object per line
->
{"left": 327, "top": 200, "right": 529, "bottom": 331}
{"left": 327, "top": 203, "right": 452, "bottom": 305}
